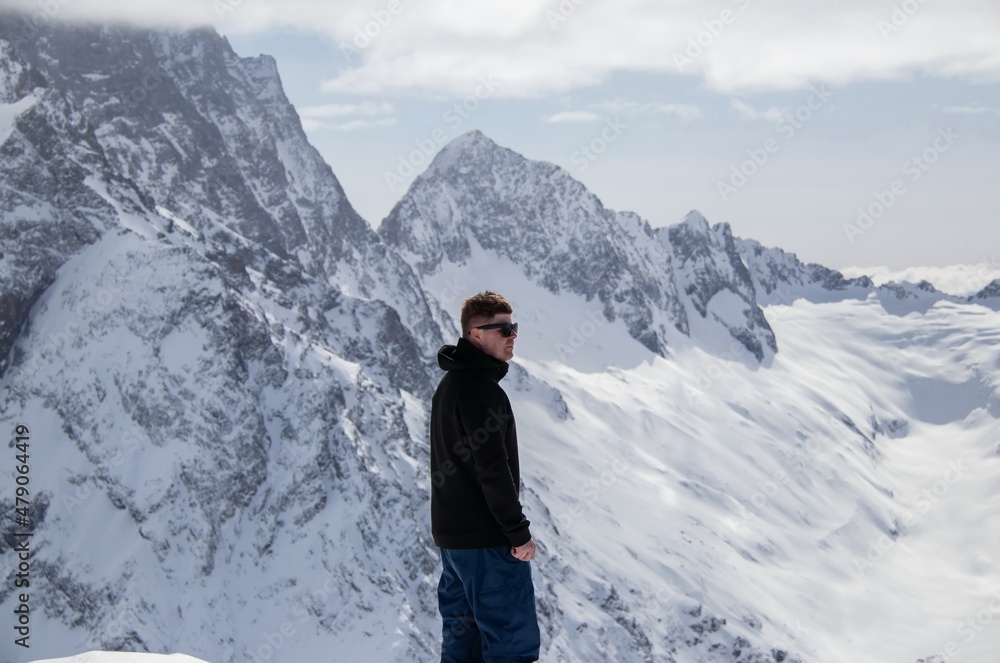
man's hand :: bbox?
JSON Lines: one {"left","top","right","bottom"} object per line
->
{"left": 511, "top": 539, "right": 536, "bottom": 561}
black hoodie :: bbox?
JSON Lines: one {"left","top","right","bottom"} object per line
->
{"left": 430, "top": 337, "right": 531, "bottom": 549}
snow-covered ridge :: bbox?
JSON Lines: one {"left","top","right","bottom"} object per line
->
{"left": 737, "top": 236, "right": 875, "bottom": 306}
{"left": 842, "top": 263, "right": 1000, "bottom": 297}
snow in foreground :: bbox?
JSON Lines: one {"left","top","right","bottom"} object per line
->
{"left": 30, "top": 653, "right": 208, "bottom": 663}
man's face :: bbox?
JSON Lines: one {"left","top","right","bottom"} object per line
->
{"left": 469, "top": 313, "right": 517, "bottom": 362}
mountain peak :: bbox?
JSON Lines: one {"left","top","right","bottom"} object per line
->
{"left": 436, "top": 129, "right": 502, "bottom": 160}
{"left": 974, "top": 277, "right": 1000, "bottom": 300}
{"left": 425, "top": 128, "right": 510, "bottom": 177}
{"left": 451, "top": 128, "right": 492, "bottom": 147}
{"left": 682, "top": 209, "right": 710, "bottom": 230}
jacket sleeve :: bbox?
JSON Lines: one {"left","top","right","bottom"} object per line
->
{"left": 456, "top": 383, "right": 531, "bottom": 546}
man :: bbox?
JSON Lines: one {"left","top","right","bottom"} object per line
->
{"left": 430, "top": 290, "right": 540, "bottom": 663}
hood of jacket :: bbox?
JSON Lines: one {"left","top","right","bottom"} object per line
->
{"left": 437, "top": 337, "right": 509, "bottom": 380}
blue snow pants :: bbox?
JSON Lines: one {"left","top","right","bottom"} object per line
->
{"left": 438, "top": 547, "right": 540, "bottom": 663}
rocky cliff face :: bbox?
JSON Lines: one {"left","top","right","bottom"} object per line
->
{"left": 661, "top": 211, "right": 776, "bottom": 361}
{"left": 0, "top": 22, "right": 118, "bottom": 378}
{"left": 736, "top": 238, "right": 874, "bottom": 306}
{"left": 0, "top": 15, "right": 444, "bottom": 378}
{"left": 0, "top": 14, "right": 444, "bottom": 661}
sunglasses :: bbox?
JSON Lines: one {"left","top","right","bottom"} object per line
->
{"left": 474, "top": 322, "right": 519, "bottom": 337}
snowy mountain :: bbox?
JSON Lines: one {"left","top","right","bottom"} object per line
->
{"left": 379, "top": 130, "right": 777, "bottom": 362}
{"left": 0, "top": 14, "right": 444, "bottom": 379}
{"left": 3, "top": 13, "right": 1000, "bottom": 663}
{"left": 972, "top": 277, "right": 1000, "bottom": 301}
{"left": 736, "top": 238, "right": 875, "bottom": 306}
{"left": 0, "top": 13, "right": 445, "bottom": 663}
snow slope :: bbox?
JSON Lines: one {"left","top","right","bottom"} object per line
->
{"left": 30, "top": 654, "right": 208, "bottom": 663}
{"left": 414, "top": 241, "right": 1000, "bottom": 663}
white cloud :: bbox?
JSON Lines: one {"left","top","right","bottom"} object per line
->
{"left": 303, "top": 118, "right": 398, "bottom": 132}
{"left": 6, "top": 0, "right": 1000, "bottom": 98}
{"left": 542, "top": 111, "right": 600, "bottom": 123}
{"left": 331, "top": 118, "right": 397, "bottom": 131}
{"left": 594, "top": 100, "right": 703, "bottom": 122}
{"left": 314, "top": 1, "right": 1000, "bottom": 97}
{"left": 299, "top": 101, "right": 395, "bottom": 119}
{"left": 300, "top": 118, "right": 323, "bottom": 132}
{"left": 939, "top": 104, "right": 998, "bottom": 115}
{"left": 298, "top": 100, "right": 396, "bottom": 131}
{"left": 730, "top": 99, "right": 785, "bottom": 122}
{"left": 542, "top": 103, "right": 700, "bottom": 126}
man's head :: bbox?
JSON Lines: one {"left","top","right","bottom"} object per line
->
{"left": 462, "top": 291, "right": 517, "bottom": 361}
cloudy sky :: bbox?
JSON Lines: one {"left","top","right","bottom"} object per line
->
{"left": 10, "top": 0, "right": 1000, "bottom": 273}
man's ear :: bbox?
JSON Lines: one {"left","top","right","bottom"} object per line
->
{"left": 466, "top": 327, "right": 482, "bottom": 348}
